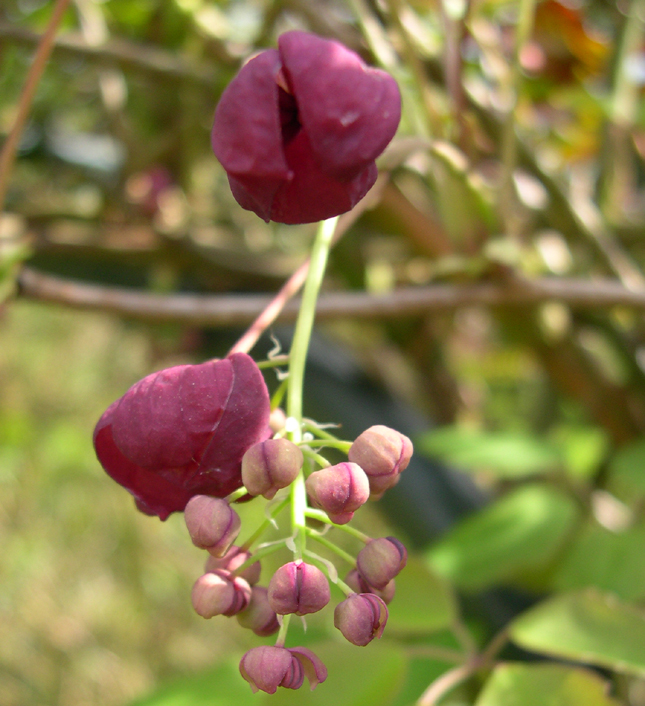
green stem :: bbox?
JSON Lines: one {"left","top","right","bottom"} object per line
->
{"left": 240, "top": 498, "right": 289, "bottom": 551}
{"left": 299, "top": 439, "right": 353, "bottom": 453}
{"left": 305, "top": 508, "right": 371, "bottom": 543}
{"left": 301, "top": 447, "right": 332, "bottom": 469}
{"left": 275, "top": 614, "right": 292, "bottom": 648}
{"left": 302, "top": 421, "right": 343, "bottom": 442}
{"left": 305, "top": 528, "right": 357, "bottom": 565}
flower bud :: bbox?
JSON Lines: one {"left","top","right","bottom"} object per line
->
{"left": 334, "top": 593, "right": 388, "bottom": 646}
{"left": 241, "top": 438, "right": 304, "bottom": 499}
{"left": 236, "top": 586, "right": 280, "bottom": 636}
{"left": 191, "top": 569, "right": 251, "bottom": 617}
{"left": 345, "top": 568, "right": 396, "bottom": 604}
{"left": 268, "top": 560, "right": 330, "bottom": 615}
{"left": 356, "top": 537, "right": 407, "bottom": 590}
{"left": 348, "top": 425, "right": 413, "bottom": 498}
{"left": 204, "top": 545, "right": 261, "bottom": 586}
{"left": 184, "top": 495, "right": 241, "bottom": 556}
{"left": 240, "top": 645, "right": 327, "bottom": 693}
{"left": 305, "top": 462, "right": 370, "bottom": 524}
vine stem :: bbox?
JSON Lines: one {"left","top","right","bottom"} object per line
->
{"left": 0, "top": 0, "right": 72, "bottom": 214}
{"left": 286, "top": 216, "right": 339, "bottom": 558}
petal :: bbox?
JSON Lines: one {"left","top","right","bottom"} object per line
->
{"left": 270, "top": 129, "right": 377, "bottom": 224}
{"left": 240, "top": 646, "right": 292, "bottom": 694}
{"left": 278, "top": 31, "right": 401, "bottom": 181}
{"left": 288, "top": 647, "right": 328, "bottom": 690}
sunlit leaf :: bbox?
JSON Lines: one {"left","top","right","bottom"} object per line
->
{"left": 427, "top": 485, "right": 580, "bottom": 590}
{"left": 608, "top": 437, "right": 645, "bottom": 496}
{"left": 475, "top": 663, "right": 621, "bottom": 706}
{"left": 510, "top": 589, "right": 645, "bottom": 676}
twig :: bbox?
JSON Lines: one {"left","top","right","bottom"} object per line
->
{"left": 17, "top": 270, "right": 645, "bottom": 324}
{"left": 0, "top": 0, "right": 72, "bottom": 214}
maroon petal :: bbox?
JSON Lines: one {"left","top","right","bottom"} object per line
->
{"left": 278, "top": 31, "right": 401, "bottom": 182}
{"left": 288, "top": 647, "right": 328, "bottom": 690}
{"left": 270, "top": 129, "right": 377, "bottom": 224}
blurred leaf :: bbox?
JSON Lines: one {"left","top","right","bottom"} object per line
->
{"left": 127, "top": 660, "right": 256, "bottom": 706}
{"left": 552, "top": 425, "right": 608, "bottom": 480}
{"left": 266, "top": 641, "right": 407, "bottom": 706}
{"left": 608, "top": 437, "right": 645, "bottom": 496}
{"left": 475, "top": 663, "right": 620, "bottom": 706}
{"left": 427, "top": 485, "right": 580, "bottom": 590}
{"left": 510, "top": 589, "right": 645, "bottom": 676}
{"left": 417, "top": 426, "right": 561, "bottom": 478}
{"left": 553, "top": 521, "right": 645, "bottom": 601}
{"left": 387, "top": 557, "right": 458, "bottom": 635}
{"left": 389, "top": 656, "right": 453, "bottom": 706}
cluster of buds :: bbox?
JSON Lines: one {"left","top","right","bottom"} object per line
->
{"left": 180, "top": 422, "right": 412, "bottom": 694}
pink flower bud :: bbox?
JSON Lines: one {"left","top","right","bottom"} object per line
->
{"left": 267, "top": 560, "right": 330, "bottom": 615}
{"left": 184, "top": 496, "right": 240, "bottom": 556}
{"left": 348, "top": 425, "right": 413, "bottom": 498}
{"left": 334, "top": 593, "right": 388, "bottom": 646}
{"left": 191, "top": 569, "right": 251, "bottom": 618}
{"left": 241, "top": 438, "right": 303, "bottom": 499}
{"left": 236, "top": 586, "right": 280, "bottom": 636}
{"left": 345, "top": 568, "right": 396, "bottom": 604}
{"left": 305, "top": 462, "right": 370, "bottom": 524}
{"left": 356, "top": 537, "right": 407, "bottom": 590}
{"left": 239, "top": 645, "right": 327, "bottom": 693}
{"left": 204, "top": 545, "right": 261, "bottom": 586}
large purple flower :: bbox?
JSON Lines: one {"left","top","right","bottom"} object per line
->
{"left": 93, "top": 352, "right": 271, "bottom": 520}
{"left": 212, "top": 31, "right": 401, "bottom": 224}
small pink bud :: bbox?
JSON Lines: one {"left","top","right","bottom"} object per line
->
{"left": 236, "top": 586, "right": 280, "bottom": 636}
{"left": 204, "top": 545, "right": 261, "bottom": 585}
{"left": 305, "top": 462, "right": 370, "bottom": 524}
{"left": 184, "top": 495, "right": 241, "bottom": 556}
{"left": 191, "top": 569, "right": 251, "bottom": 617}
{"left": 348, "top": 425, "right": 413, "bottom": 498}
{"left": 239, "top": 645, "right": 327, "bottom": 693}
{"left": 334, "top": 593, "right": 388, "bottom": 646}
{"left": 345, "top": 568, "right": 396, "bottom": 604}
{"left": 241, "top": 438, "right": 304, "bottom": 499}
{"left": 356, "top": 536, "right": 407, "bottom": 590}
{"left": 267, "top": 560, "right": 330, "bottom": 615}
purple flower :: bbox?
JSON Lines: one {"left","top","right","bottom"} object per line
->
{"left": 191, "top": 569, "right": 251, "bottom": 618}
{"left": 236, "top": 586, "right": 280, "bottom": 637}
{"left": 241, "top": 438, "right": 304, "bottom": 499}
{"left": 212, "top": 31, "right": 401, "bottom": 224}
{"left": 334, "top": 593, "right": 388, "bottom": 646}
{"left": 267, "top": 560, "right": 330, "bottom": 615}
{"left": 356, "top": 536, "right": 407, "bottom": 589}
{"left": 306, "top": 461, "right": 370, "bottom": 524}
{"left": 240, "top": 645, "right": 327, "bottom": 693}
{"left": 93, "top": 352, "right": 271, "bottom": 520}
{"left": 184, "top": 496, "right": 241, "bottom": 556}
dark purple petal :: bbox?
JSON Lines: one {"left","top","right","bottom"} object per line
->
{"left": 278, "top": 31, "right": 401, "bottom": 181}
{"left": 288, "top": 647, "right": 328, "bottom": 690}
{"left": 93, "top": 353, "right": 271, "bottom": 520}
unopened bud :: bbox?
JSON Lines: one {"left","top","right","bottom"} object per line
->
{"left": 345, "top": 568, "right": 396, "bottom": 604}
{"left": 240, "top": 645, "right": 327, "bottom": 693}
{"left": 334, "top": 593, "right": 388, "bottom": 646}
{"left": 241, "top": 438, "right": 304, "bottom": 499}
{"left": 348, "top": 426, "right": 413, "bottom": 498}
{"left": 237, "top": 586, "right": 280, "bottom": 636}
{"left": 356, "top": 537, "right": 407, "bottom": 590}
{"left": 191, "top": 569, "right": 251, "bottom": 618}
{"left": 268, "top": 560, "right": 330, "bottom": 616}
{"left": 305, "top": 462, "right": 370, "bottom": 524}
{"left": 204, "top": 545, "right": 261, "bottom": 586}
{"left": 184, "top": 495, "right": 241, "bottom": 556}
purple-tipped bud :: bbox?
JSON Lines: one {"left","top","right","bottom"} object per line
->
{"left": 348, "top": 425, "right": 413, "bottom": 498}
{"left": 305, "top": 462, "right": 370, "bottom": 524}
{"left": 240, "top": 645, "right": 327, "bottom": 693}
{"left": 184, "top": 495, "right": 241, "bottom": 556}
{"left": 356, "top": 537, "right": 407, "bottom": 590}
{"left": 267, "top": 560, "right": 330, "bottom": 615}
{"left": 345, "top": 568, "right": 396, "bottom": 604}
{"left": 204, "top": 545, "right": 261, "bottom": 586}
{"left": 241, "top": 438, "right": 304, "bottom": 499}
{"left": 237, "top": 586, "right": 280, "bottom": 636}
{"left": 334, "top": 593, "right": 388, "bottom": 646}
{"left": 191, "top": 569, "right": 251, "bottom": 617}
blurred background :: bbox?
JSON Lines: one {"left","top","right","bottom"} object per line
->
{"left": 2, "top": 0, "right": 645, "bottom": 704}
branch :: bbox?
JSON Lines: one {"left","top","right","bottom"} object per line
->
{"left": 16, "top": 269, "right": 645, "bottom": 326}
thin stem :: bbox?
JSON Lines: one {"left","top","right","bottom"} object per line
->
{"left": 300, "top": 439, "right": 353, "bottom": 453}
{"left": 451, "top": 617, "right": 479, "bottom": 657}
{"left": 305, "top": 508, "right": 371, "bottom": 543}
{"left": 270, "top": 377, "right": 288, "bottom": 411}
{"left": 275, "top": 614, "right": 292, "bottom": 648}
{"left": 240, "top": 498, "right": 289, "bottom": 551}
{"left": 257, "top": 356, "right": 289, "bottom": 370}
{"left": 302, "top": 421, "right": 343, "bottom": 441}
{"left": 0, "top": 0, "right": 72, "bottom": 214}
{"left": 416, "top": 660, "right": 476, "bottom": 706}
{"left": 300, "top": 447, "right": 332, "bottom": 469}
{"left": 226, "top": 487, "right": 249, "bottom": 503}
{"left": 305, "top": 528, "right": 357, "bottom": 565}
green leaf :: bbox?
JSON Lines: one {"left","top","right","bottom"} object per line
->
{"left": 386, "top": 557, "right": 458, "bottom": 635}
{"left": 475, "top": 663, "right": 621, "bottom": 706}
{"left": 427, "top": 485, "right": 579, "bottom": 590}
{"left": 266, "top": 641, "right": 407, "bottom": 706}
{"left": 553, "top": 521, "right": 645, "bottom": 601}
{"left": 127, "top": 660, "right": 256, "bottom": 706}
{"left": 608, "top": 437, "right": 645, "bottom": 496}
{"left": 417, "top": 426, "right": 561, "bottom": 478}
{"left": 510, "top": 589, "right": 645, "bottom": 676}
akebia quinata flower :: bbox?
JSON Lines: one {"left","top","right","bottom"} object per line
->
{"left": 212, "top": 31, "right": 401, "bottom": 224}
{"left": 240, "top": 645, "right": 327, "bottom": 693}
{"left": 93, "top": 353, "right": 270, "bottom": 520}
{"left": 267, "top": 560, "right": 330, "bottom": 615}
{"left": 334, "top": 593, "right": 388, "bottom": 646}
